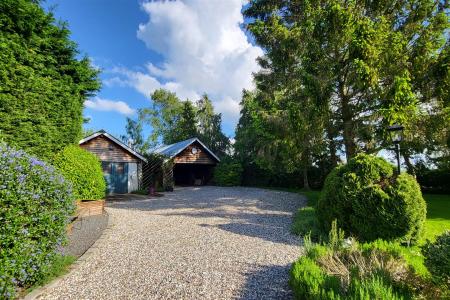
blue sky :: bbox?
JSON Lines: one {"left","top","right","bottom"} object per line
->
{"left": 44, "top": 0, "right": 262, "bottom": 140}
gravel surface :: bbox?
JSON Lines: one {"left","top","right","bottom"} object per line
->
{"left": 61, "top": 213, "right": 109, "bottom": 258}
{"left": 37, "top": 186, "right": 306, "bottom": 299}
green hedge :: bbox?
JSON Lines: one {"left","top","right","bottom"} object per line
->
{"left": 0, "top": 143, "right": 75, "bottom": 298}
{"left": 53, "top": 145, "right": 106, "bottom": 200}
{"left": 317, "top": 154, "right": 426, "bottom": 244}
{"left": 416, "top": 168, "right": 450, "bottom": 194}
{"left": 213, "top": 159, "right": 243, "bottom": 186}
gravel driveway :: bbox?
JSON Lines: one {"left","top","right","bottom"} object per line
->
{"left": 36, "top": 186, "right": 305, "bottom": 299}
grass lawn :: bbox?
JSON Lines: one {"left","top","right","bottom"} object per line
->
{"left": 422, "top": 194, "right": 450, "bottom": 242}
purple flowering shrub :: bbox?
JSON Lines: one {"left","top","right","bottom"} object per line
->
{"left": 0, "top": 143, "right": 75, "bottom": 298}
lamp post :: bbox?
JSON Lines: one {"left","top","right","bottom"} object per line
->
{"left": 387, "top": 124, "right": 404, "bottom": 175}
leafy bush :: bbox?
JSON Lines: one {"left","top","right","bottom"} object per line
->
{"left": 213, "top": 158, "right": 243, "bottom": 186}
{"left": 422, "top": 231, "right": 450, "bottom": 286}
{"left": 317, "top": 154, "right": 426, "bottom": 244}
{"left": 0, "top": 143, "right": 75, "bottom": 298}
{"left": 53, "top": 145, "right": 106, "bottom": 200}
{"left": 290, "top": 226, "right": 441, "bottom": 299}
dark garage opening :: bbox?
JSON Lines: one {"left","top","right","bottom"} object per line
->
{"left": 173, "top": 164, "right": 214, "bottom": 186}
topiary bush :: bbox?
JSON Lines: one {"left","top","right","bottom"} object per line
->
{"left": 317, "top": 154, "right": 426, "bottom": 244}
{"left": 0, "top": 143, "right": 75, "bottom": 298}
{"left": 213, "top": 158, "right": 243, "bottom": 186}
{"left": 53, "top": 145, "right": 106, "bottom": 200}
{"left": 422, "top": 231, "right": 450, "bottom": 287}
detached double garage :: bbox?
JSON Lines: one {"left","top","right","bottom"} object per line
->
{"left": 80, "top": 130, "right": 220, "bottom": 194}
{"left": 79, "top": 131, "right": 146, "bottom": 194}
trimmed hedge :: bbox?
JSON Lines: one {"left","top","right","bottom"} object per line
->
{"left": 0, "top": 143, "right": 75, "bottom": 298}
{"left": 317, "top": 154, "right": 426, "bottom": 244}
{"left": 53, "top": 145, "right": 106, "bottom": 200}
{"left": 213, "top": 159, "right": 243, "bottom": 186}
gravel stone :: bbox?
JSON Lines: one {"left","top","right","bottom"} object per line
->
{"left": 61, "top": 213, "right": 109, "bottom": 258}
{"left": 37, "top": 186, "right": 306, "bottom": 299}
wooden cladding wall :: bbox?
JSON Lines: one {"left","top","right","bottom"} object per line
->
{"left": 80, "top": 135, "right": 140, "bottom": 163}
{"left": 174, "top": 143, "right": 216, "bottom": 165}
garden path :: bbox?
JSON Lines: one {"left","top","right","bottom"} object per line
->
{"left": 35, "top": 186, "right": 305, "bottom": 299}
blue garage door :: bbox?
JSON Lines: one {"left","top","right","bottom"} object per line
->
{"left": 102, "top": 162, "right": 128, "bottom": 194}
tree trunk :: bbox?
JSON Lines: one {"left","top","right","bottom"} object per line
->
{"left": 303, "top": 167, "right": 310, "bottom": 190}
{"left": 339, "top": 83, "right": 356, "bottom": 161}
{"left": 326, "top": 123, "right": 338, "bottom": 167}
{"left": 402, "top": 152, "right": 416, "bottom": 177}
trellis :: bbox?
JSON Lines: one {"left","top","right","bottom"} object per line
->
{"left": 141, "top": 153, "right": 174, "bottom": 192}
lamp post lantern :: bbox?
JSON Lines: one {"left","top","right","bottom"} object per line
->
{"left": 387, "top": 124, "right": 404, "bottom": 174}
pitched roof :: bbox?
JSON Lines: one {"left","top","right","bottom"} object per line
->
{"left": 150, "top": 137, "right": 220, "bottom": 162}
{"left": 79, "top": 130, "right": 147, "bottom": 162}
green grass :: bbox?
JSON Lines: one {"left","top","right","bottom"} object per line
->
{"left": 23, "top": 255, "right": 76, "bottom": 295}
{"left": 299, "top": 190, "right": 321, "bottom": 207}
{"left": 422, "top": 194, "right": 450, "bottom": 243}
{"left": 291, "top": 189, "right": 323, "bottom": 239}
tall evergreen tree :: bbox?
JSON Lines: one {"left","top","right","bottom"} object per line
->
{"left": 0, "top": 0, "right": 100, "bottom": 159}
{"left": 196, "top": 95, "right": 230, "bottom": 157}
{"left": 171, "top": 101, "right": 199, "bottom": 144}
{"left": 244, "top": 0, "right": 449, "bottom": 162}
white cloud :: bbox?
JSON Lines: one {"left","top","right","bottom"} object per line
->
{"left": 106, "top": 0, "right": 262, "bottom": 129}
{"left": 85, "top": 97, "right": 135, "bottom": 115}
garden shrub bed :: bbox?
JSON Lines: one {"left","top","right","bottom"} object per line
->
{"left": 0, "top": 143, "right": 75, "bottom": 298}
{"left": 290, "top": 225, "right": 445, "bottom": 299}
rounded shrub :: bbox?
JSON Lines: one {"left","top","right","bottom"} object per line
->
{"left": 53, "top": 145, "right": 106, "bottom": 200}
{"left": 0, "top": 143, "right": 75, "bottom": 298}
{"left": 213, "top": 159, "right": 243, "bottom": 186}
{"left": 317, "top": 153, "right": 426, "bottom": 243}
{"left": 422, "top": 231, "right": 450, "bottom": 286}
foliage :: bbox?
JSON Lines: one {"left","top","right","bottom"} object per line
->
{"left": 241, "top": 0, "right": 449, "bottom": 182}
{"left": 172, "top": 101, "right": 199, "bottom": 143}
{"left": 196, "top": 95, "right": 230, "bottom": 157}
{"left": 290, "top": 226, "right": 442, "bottom": 299}
{"left": 0, "top": 0, "right": 100, "bottom": 160}
{"left": 317, "top": 154, "right": 426, "bottom": 244}
{"left": 120, "top": 118, "right": 150, "bottom": 154}
{"left": 53, "top": 145, "right": 106, "bottom": 200}
{"left": 213, "top": 158, "right": 243, "bottom": 186}
{"left": 138, "top": 89, "right": 229, "bottom": 157}
{"left": 0, "top": 143, "right": 75, "bottom": 298}
{"left": 139, "top": 89, "right": 183, "bottom": 146}
{"left": 234, "top": 91, "right": 331, "bottom": 190}
{"left": 422, "top": 231, "right": 450, "bottom": 287}
{"left": 24, "top": 255, "right": 76, "bottom": 295}
{"left": 291, "top": 207, "right": 323, "bottom": 240}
